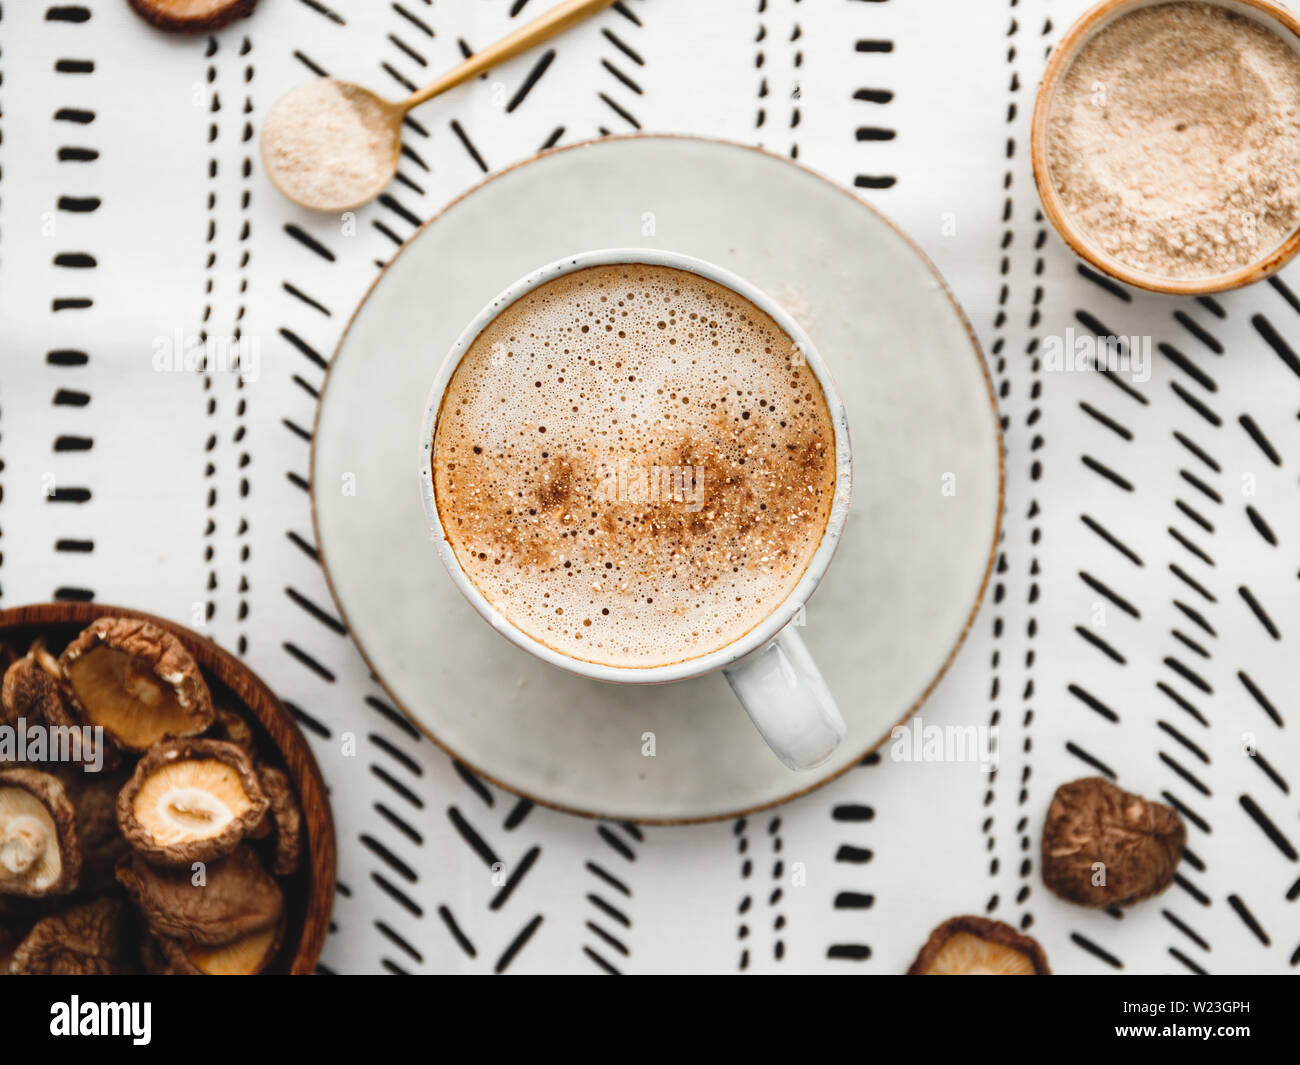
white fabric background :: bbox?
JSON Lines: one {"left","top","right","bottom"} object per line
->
{"left": 0, "top": 0, "right": 1297, "bottom": 974}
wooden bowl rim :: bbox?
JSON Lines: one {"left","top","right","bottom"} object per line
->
{"left": 0, "top": 601, "right": 336, "bottom": 975}
{"left": 1030, "top": 0, "right": 1300, "bottom": 296}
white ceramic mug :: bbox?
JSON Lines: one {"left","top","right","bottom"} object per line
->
{"left": 419, "top": 249, "right": 853, "bottom": 770}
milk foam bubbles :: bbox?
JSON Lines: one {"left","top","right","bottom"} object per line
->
{"left": 432, "top": 264, "right": 836, "bottom": 668}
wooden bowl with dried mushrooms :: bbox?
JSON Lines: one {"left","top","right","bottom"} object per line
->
{"left": 0, "top": 603, "right": 335, "bottom": 976}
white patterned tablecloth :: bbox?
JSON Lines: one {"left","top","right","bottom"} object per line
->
{"left": 1, "top": 0, "right": 1297, "bottom": 974}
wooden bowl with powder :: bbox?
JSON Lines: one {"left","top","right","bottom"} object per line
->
{"left": 1031, "top": 0, "right": 1300, "bottom": 295}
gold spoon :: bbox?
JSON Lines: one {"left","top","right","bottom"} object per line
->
{"left": 261, "top": 0, "right": 618, "bottom": 213}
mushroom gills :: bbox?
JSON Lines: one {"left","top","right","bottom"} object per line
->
{"left": 134, "top": 759, "right": 255, "bottom": 847}
{"left": 0, "top": 815, "right": 49, "bottom": 877}
{"left": 184, "top": 923, "right": 282, "bottom": 975}
{"left": 0, "top": 790, "right": 61, "bottom": 893}
{"left": 65, "top": 645, "right": 199, "bottom": 749}
{"left": 925, "top": 931, "right": 1039, "bottom": 975}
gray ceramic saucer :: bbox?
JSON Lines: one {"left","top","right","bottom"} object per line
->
{"left": 312, "top": 135, "right": 1002, "bottom": 823}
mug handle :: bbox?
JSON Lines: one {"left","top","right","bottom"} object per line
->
{"left": 722, "top": 625, "right": 847, "bottom": 771}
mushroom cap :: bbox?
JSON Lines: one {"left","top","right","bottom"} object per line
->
{"left": 907, "top": 915, "right": 1051, "bottom": 975}
{"left": 118, "top": 738, "right": 269, "bottom": 867}
{"left": 1042, "top": 776, "right": 1186, "bottom": 907}
{"left": 213, "top": 704, "right": 257, "bottom": 754}
{"left": 258, "top": 765, "right": 304, "bottom": 876}
{"left": 0, "top": 769, "right": 81, "bottom": 898}
{"left": 59, "top": 617, "right": 215, "bottom": 752}
{"left": 1, "top": 657, "right": 112, "bottom": 770}
{"left": 117, "top": 846, "right": 284, "bottom": 946}
{"left": 1, "top": 657, "right": 63, "bottom": 731}
{"left": 157, "top": 919, "right": 284, "bottom": 975}
{"left": 127, "top": 0, "right": 259, "bottom": 34}
{"left": 62, "top": 769, "right": 132, "bottom": 892}
{"left": 139, "top": 933, "right": 178, "bottom": 975}
{"left": 8, "top": 897, "right": 129, "bottom": 975}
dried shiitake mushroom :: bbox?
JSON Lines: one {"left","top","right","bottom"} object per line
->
{"left": 158, "top": 920, "right": 284, "bottom": 976}
{"left": 61, "top": 770, "right": 132, "bottom": 893}
{"left": 117, "top": 846, "right": 283, "bottom": 946}
{"left": 26, "top": 640, "right": 88, "bottom": 733}
{"left": 2, "top": 655, "right": 116, "bottom": 771}
{"left": 60, "top": 618, "right": 214, "bottom": 752}
{"left": 1, "top": 657, "right": 62, "bottom": 730}
{"left": 139, "top": 934, "right": 176, "bottom": 975}
{"left": 213, "top": 704, "right": 257, "bottom": 754}
{"left": 118, "top": 738, "right": 268, "bottom": 867}
{"left": 127, "top": 0, "right": 258, "bottom": 33}
{"left": 908, "top": 915, "right": 1050, "bottom": 975}
{"left": 0, "top": 770, "right": 80, "bottom": 898}
{"left": 1042, "top": 776, "right": 1185, "bottom": 908}
{"left": 27, "top": 638, "right": 61, "bottom": 683}
{"left": 258, "top": 766, "right": 303, "bottom": 876}
{"left": 9, "top": 897, "right": 129, "bottom": 975}
{"left": 2, "top": 617, "right": 308, "bottom": 976}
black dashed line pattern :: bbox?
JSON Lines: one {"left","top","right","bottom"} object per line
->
{"left": 47, "top": 1, "right": 96, "bottom": 601}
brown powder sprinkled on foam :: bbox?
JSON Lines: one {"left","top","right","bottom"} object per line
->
{"left": 432, "top": 264, "right": 837, "bottom": 669}
{"left": 1047, "top": 2, "right": 1300, "bottom": 280}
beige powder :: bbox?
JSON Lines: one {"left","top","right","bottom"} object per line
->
{"left": 1048, "top": 2, "right": 1300, "bottom": 280}
{"left": 261, "top": 80, "right": 397, "bottom": 211}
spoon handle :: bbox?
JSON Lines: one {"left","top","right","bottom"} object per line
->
{"left": 401, "top": 0, "right": 619, "bottom": 112}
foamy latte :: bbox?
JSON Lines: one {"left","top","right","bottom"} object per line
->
{"left": 431, "top": 263, "right": 837, "bottom": 668}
